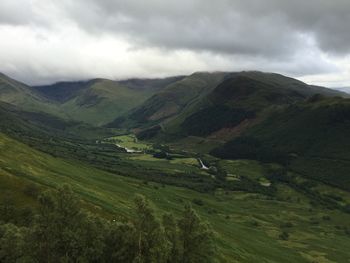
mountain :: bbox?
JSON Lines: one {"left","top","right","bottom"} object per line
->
{"left": 32, "top": 80, "right": 93, "bottom": 102}
{"left": 2, "top": 71, "right": 346, "bottom": 128}
{"left": 130, "top": 71, "right": 348, "bottom": 141}
{"left": 0, "top": 101, "right": 116, "bottom": 147}
{"left": 212, "top": 95, "right": 350, "bottom": 191}
{"left": 334, "top": 87, "right": 350, "bottom": 94}
{"left": 0, "top": 72, "right": 183, "bottom": 126}
{"left": 0, "top": 73, "right": 63, "bottom": 116}
{"left": 107, "top": 72, "right": 230, "bottom": 128}
{"left": 32, "top": 77, "right": 183, "bottom": 125}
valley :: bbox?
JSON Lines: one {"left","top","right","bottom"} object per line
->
{"left": 1, "top": 71, "right": 350, "bottom": 262}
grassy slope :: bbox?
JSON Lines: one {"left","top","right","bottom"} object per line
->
{"left": 0, "top": 73, "right": 65, "bottom": 117}
{"left": 60, "top": 79, "right": 154, "bottom": 125}
{"left": 1, "top": 132, "right": 350, "bottom": 262}
{"left": 32, "top": 77, "right": 184, "bottom": 126}
{"left": 0, "top": 101, "right": 117, "bottom": 142}
{"left": 0, "top": 74, "right": 179, "bottom": 126}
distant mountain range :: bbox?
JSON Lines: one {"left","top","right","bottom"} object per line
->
{"left": 334, "top": 87, "right": 350, "bottom": 94}
{"left": 1, "top": 71, "right": 347, "bottom": 127}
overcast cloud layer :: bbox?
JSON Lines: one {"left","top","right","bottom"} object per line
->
{"left": 0, "top": 0, "right": 349, "bottom": 86}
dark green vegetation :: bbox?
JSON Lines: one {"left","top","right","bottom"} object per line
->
{"left": 180, "top": 105, "right": 255, "bottom": 137}
{"left": 0, "top": 185, "right": 214, "bottom": 263}
{"left": 1, "top": 71, "right": 350, "bottom": 262}
{"left": 213, "top": 96, "right": 350, "bottom": 191}
{"left": 162, "top": 72, "right": 348, "bottom": 139}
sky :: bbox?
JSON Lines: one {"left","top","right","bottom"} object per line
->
{"left": 0, "top": 0, "right": 349, "bottom": 87}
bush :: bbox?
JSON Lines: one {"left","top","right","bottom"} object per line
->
{"left": 192, "top": 198, "right": 204, "bottom": 206}
{"left": 279, "top": 231, "right": 289, "bottom": 240}
{"left": 153, "top": 151, "right": 168, "bottom": 159}
{"left": 322, "top": 215, "right": 331, "bottom": 221}
{"left": 251, "top": 220, "right": 260, "bottom": 227}
{"left": 281, "top": 222, "right": 293, "bottom": 228}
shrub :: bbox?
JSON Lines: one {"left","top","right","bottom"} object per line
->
{"left": 192, "top": 198, "right": 204, "bottom": 206}
{"left": 279, "top": 231, "right": 289, "bottom": 240}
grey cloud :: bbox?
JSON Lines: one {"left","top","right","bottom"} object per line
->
{"left": 60, "top": 0, "right": 350, "bottom": 56}
{"left": 0, "top": 1, "right": 34, "bottom": 25}
{"left": 2, "top": 0, "right": 349, "bottom": 56}
{"left": 0, "top": 0, "right": 348, "bottom": 85}
{"left": 1, "top": 0, "right": 350, "bottom": 56}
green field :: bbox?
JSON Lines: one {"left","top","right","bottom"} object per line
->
{"left": 105, "top": 134, "right": 151, "bottom": 151}
{"left": 2, "top": 132, "right": 350, "bottom": 262}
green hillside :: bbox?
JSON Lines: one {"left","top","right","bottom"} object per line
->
{"left": 133, "top": 72, "right": 348, "bottom": 142}
{"left": 2, "top": 71, "right": 346, "bottom": 129}
{"left": 0, "top": 73, "right": 182, "bottom": 126}
{"left": 60, "top": 79, "right": 154, "bottom": 125}
{"left": 31, "top": 77, "right": 183, "bottom": 125}
{"left": 0, "top": 101, "right": 117, "bottom": 142}
{"left": 212, "top": 96, "right": 350, "bottom": 191}
{"left": 107, "top": 72, "right": 230, "bottom": 128}
{"left": 0, "top": 73, "right": 64, "bottom": 117}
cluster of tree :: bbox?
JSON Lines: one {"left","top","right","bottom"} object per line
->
{"left": 0, "top": 185, "right": 216, "bottom": 263}
{"left": 266, "top": 167, "right": 350, "bottom": 212}
{"left": 211, "top": 136, "right": 290, "bottom": 166}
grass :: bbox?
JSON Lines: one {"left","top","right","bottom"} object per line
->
{"left": 128, "top": 154, "right": 201, "bottom": 172}
{"left": 1, "top": 132, "right": 350, "bottom": 262}
{"left": 106, "top": 134, "right": 151, "bottom": 150}
{"left": 218, "top": 159, "right": 267, "bottom": 180}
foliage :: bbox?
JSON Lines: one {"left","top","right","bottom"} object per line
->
{"left": 0, "top": 185, "right": 215, "bottom": 263}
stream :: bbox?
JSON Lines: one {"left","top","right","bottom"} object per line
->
{"left": 116, "top": 144, "right": 142, "bottom": 153}
{"left": 198, "top": 158, "right": 209, "bottom": 170}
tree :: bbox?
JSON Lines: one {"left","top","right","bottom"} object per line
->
{"left": 0, "top": 223, "right": 27, "bottom": 262}
{"left": 133, "top": 195, "right": 169, "bottom": 263}
{"left": 0, "top": 185, "right": 217, "bottom": 263}
{"left": 0, "top": 194, "right": 15, "bottom": 223}
{"left": 178, "top": 205, "right": 215, "bottom": 263}
{"left": 28, "top": 185, "right": 105, "bottom": 262}
{"left": 103, "top": 222, "right": 137, "bottom": 262}
{"left": 163, "top": 213, "right": 180, "bottom": 263}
